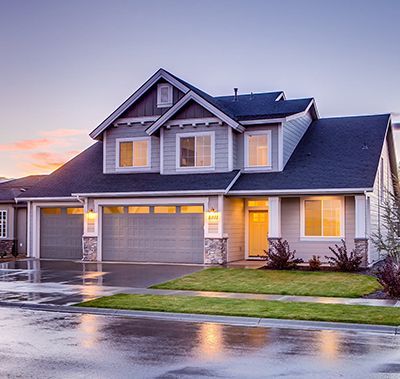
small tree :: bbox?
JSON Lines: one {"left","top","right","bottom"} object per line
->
{"left": 371, "top": 187, "right": 400, "bottom": 265}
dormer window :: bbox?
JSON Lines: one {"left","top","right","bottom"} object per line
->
{"left": 157, "top": 83, "right": 173, "bottom": 108}
{"left": 116, "top": 137, "right": 150, "bottom": 170}
{"left": 244, "top": 130, "right": 272, "bottom": 170}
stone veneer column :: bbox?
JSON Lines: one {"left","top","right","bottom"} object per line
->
{"left": 0, "top": 240, "right": 14, "bottom": 256}
{"left": 204, "top": 237, "right": 228, "bottom": 265}
{"left": 354, "top": 238, "right": 369, "bottom": 268}
{"left": 82, "top": 236, "right": 98, "bottom": 261}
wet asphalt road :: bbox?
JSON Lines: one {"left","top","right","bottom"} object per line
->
{"left": 1, "top": 307, "right": 400, "bottom": 379}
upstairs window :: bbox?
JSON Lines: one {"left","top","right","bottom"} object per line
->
{"left": 117, "top": 138, "right": 150, "bottom": 169}
{"left": 302, "top": 197, "right": 343, "bottom": 239}
{"left": 245, "top": 131, "right": 271, "bottom": 169}
{"left": 0, "top": 210, "right": 7, "bottom": 238}
{"left": 157, "top": 83, "right": 173, "bottom": 108}
{"left": 177, "top": 132, "right": 214, "bottom": 169}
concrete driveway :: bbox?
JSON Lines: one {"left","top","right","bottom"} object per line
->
{"left": 0, "top": 259, "right": 203, "bottom": 306}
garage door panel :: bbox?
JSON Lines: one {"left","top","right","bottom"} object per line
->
{"left": 40, "top": 207, "right": 83, "bottom": 259}
{"left": 102, "top": 205, "right": 204, "bottom": 263}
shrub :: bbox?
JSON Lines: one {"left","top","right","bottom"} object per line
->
{"left": 325, "top": 239, "right": 363, "bottom": 272}
{"left": 377, "top": 258, "right": 400, "bottom": 298}
{"left": 308, "top": 255, "right": 321, "bottom": 271}
{"left": 264, "top": 239, "right": 303, "bottom": 270}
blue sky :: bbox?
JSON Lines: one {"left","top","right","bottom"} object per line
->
{"left": 0, "top": 0, "right": 399, "bottom": 177}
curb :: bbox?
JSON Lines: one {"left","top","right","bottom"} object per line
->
{"left": 0, "top": 300, "right": 398, "bottom": 335}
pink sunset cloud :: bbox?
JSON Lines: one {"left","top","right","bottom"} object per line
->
{"left": 0, "top": 138, "right": 51, "bottom": 152}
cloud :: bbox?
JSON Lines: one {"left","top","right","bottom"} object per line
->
{"left": 0, "top": 138, "right": 51, "bottom": 152}
{"left": 18, "top": 151, "right": 79, "bottom": 173}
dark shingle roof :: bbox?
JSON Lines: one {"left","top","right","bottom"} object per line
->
{"left": 168, "top": 70, "right": 312, "bottom": 122}
{"left": 216, "top": 96, "right": 313, "bottom": 121}
{"left": 20, "top": 143, "right": 240, "bottom": 198}
{"left": 0, "top": 175, "right": 46, "bottom": 202}
{"left": 231, "top": 114, "right": 390, "bottom": 192}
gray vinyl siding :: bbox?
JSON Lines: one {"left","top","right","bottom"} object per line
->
{"left": 235, "top": 124, "right": 280, "bottom": 171}
{"left": 162, "top": 124, "right": 229, "bottom": 174}
{"left": 104, "top": 126, "right": 160, "bottom": 174}
{"left": 368, "top": 140, "right": 393, "bottom": 264}
{"left": 223, "top": 197, "right": 245, "bottom": 262}
{"left": 121, "top": 81, "right": 184, "bottom": 118}
{"left": 0, "top": 204, "right": 14, "bottom": 240}
{"left": 282, "top": 112, "right": 313, "bottom": 167}
{"left": 281, "top": 196, "right": 355, "bottom": 263}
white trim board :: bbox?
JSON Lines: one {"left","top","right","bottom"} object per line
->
{"left": 146, "top": 90, "right": 244, "bottom": 135}
{"left": 71, "top": 190, "right": 227, "bottom": 198}
{"left": 228, "top": 188, "right": 372, "bottom": 196}
{"left": 90, "top": 69, "right": 190, "bottom": 139}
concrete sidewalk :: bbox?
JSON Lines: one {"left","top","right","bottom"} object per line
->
{"left": 123, "top": 287, "right": 400, "bottom": 307}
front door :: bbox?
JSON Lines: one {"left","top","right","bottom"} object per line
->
{"left": 248, "top": 210, "right": 269, "bottom": 258}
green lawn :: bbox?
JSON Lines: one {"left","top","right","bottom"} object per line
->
{"left": 77, "top": 294, "right": 400, "bottom": 326}
{"left": 151, "top": 268, "right": 381, "bottom": 298}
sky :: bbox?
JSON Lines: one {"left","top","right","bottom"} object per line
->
{"left": 0, "top": 0, "right": 399, "bottom": 178}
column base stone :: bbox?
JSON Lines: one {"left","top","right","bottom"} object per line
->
{"left": 82, "top": 236, "right": 98, "bottom": 262}
{"left": 204, "top": 237, "right": 228, "bottom": 265}
{"left": 0, "top": 239, "right": 14, "bottom": 256}
{"left": 354, "top": 238, "right": 368, "bottom": 268}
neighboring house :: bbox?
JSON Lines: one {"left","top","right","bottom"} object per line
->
{"left": 18, "top": 69, "right": 398, "bottom": 266}
{"left": 0, "top": 175, "right": 46, "bottom": 255}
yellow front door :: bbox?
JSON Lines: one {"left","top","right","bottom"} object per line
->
{"left": 248, "top": 210, "right": 269, "bottom": 258}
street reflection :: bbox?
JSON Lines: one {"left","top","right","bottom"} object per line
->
{"left": 79, "top": 313, "right": 99, "bottom": 349}
{"left": 197, "top": 323, "right": 224, "bottom": 359}
{"left": 318, "top": 330, "right": 339, "bottom": 360}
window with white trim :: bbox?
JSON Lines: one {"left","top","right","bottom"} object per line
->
{"left": 117, "top": 138, "right": 150, "bottom": 169}
{"left": 302, "top": 197, "right": 343, "bottom": 238}
{"left": 0, "top": 210, "right": 7, "bottom": 238}
{"left": 157, "top": 83, "right": 173, "bottom": 108}
{"left": 245, "top": 131, "right": 271, "bottom": 168}
{"left": 177, "top": 132, "right": 214, "bottom": 169}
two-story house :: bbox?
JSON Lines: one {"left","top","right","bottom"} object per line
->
{"left": 17, "top": 69, "right": 398, "bottom": 266}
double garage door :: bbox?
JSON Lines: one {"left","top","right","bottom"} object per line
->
{"left": 102, "top": 204, "right": 205, "bottom": 263}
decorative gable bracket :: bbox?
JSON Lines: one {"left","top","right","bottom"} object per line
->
{"left": 146, "top": 91, "right": 245, "bottom": 135}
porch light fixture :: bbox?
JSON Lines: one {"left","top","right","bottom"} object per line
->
{"left": 86, "top": 209, "right": 97, "bottom": 221}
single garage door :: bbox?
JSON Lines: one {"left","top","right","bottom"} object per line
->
{"left": 40, "top": 207, "right": 84, "bottom": 259}
{"left": 102, "top": 205, "right": 204, "bottom": 263}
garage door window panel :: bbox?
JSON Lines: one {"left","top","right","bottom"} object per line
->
{"left": 104, "top": 207, "right": 125, "bottom": 214}
{"left": 154, "top": 206, "right": 176, "bottom": 214}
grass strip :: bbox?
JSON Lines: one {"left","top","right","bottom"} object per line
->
{"left": 151, "top": 268, "right": 381, "bottom": 298}
{"left": 77, "top": 294, "right": 400, "bottom": 326}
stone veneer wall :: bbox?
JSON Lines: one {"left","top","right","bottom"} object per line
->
{"left": 82, "top": 236, "right": 98, "bottom": 261}
{"left": 204, "top": 238, "right": 228, "bottom": 265}
{"left": 0, "top": 240, "right": 14, "bottom": 256}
